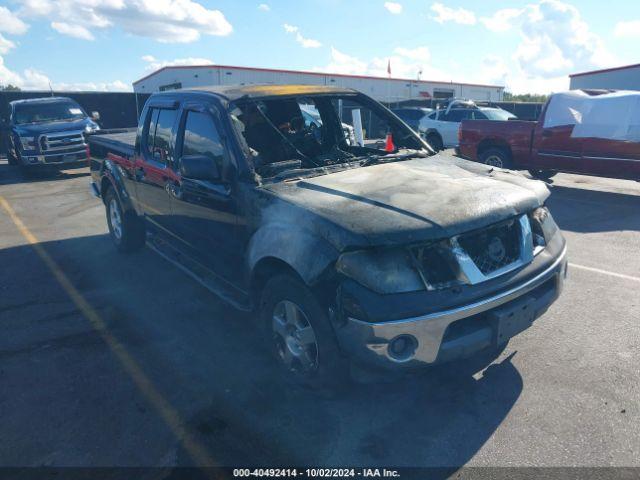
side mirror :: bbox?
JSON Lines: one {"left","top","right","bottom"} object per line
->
{"left": 180, "top": 154, "right": 220, "bottom": 181}
{"left": 91, "top": 111, "right": 100, "bottom": 121}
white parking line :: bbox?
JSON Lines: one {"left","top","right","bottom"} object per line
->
{"left": 569, "top": 262, "right": 640, "bottom": 283}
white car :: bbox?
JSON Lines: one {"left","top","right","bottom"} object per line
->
{"left": 419, "top": 103, "right": 516, "bottom": 151}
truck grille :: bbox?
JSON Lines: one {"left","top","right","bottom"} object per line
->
{"left": 409, "top": 215, "right": 532, "bottom": 290}
{"left": 39, "top": 131, "right": 86, "bottom": 153}
{"left": 457, "top": 218, "right": 521, "bottom": 275}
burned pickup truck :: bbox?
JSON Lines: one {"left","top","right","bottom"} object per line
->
{"left": 88, "top": 85, "right": 567, "bottom": 385}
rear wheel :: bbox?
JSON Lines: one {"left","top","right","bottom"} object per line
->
{"left": 528, "top": 169, "right": 557, "bottom": 181}
{"left": 260, "top": 274, "right": 347, "bottom": 389}
{"left": 480, "top": 147, "right": 513, "bottom": 169}
{"left": 426, "top": 132, "right": 444, "bottom": 152}
{"left": 105, "top": 187, "right": 145, "bottom": 253}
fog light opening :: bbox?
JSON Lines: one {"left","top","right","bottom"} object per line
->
{"left": 388, "top": 334, "right": 418, "bottom": 362}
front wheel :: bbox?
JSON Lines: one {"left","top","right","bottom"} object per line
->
{"left": 260, "top": 274, "right": 348, "bottom": 389}
{"left": 105, "top": 188, "right": 145, "bottom": 253}
{"left": 528, "top": 169, "right": 557, "bottom": 181}
{"left": 7, "top": 149, "right": 19, "bottom": 166}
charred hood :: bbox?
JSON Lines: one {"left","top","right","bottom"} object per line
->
{"left": 261, "top": 155, "right": 550, "bottom": 249}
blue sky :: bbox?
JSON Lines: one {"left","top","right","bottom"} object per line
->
{"left": 0, "top": 0, "right": 639, "bottom": 94}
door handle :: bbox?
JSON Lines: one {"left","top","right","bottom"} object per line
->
{"left": 542, "top": 129, "right": 553, "bottom": 138}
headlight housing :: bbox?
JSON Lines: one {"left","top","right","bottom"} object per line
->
{"left": 19, "top": 136, "right": 36, "bottom": 151}
{"left": 529, "top": 207, "right": 558, "bottom": 249}
{"left": 336, "top": 248, "right": 425, "bottom": 294}
{"left": 84, "top": 123, "right": 100, "bottom": 134}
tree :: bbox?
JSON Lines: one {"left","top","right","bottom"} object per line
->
{"left": 503, "top": 92, "right": 548, "bottom": 103}
{"left": 0, "top": 84, "right": 21, "bottom": 91}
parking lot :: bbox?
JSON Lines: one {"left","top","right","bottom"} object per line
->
{"left": 1, "top": 153, "right": 639, "bottom": 471}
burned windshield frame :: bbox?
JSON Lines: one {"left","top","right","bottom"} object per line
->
{"left": 228, "top": 93, "right": 430, "bottom": 180}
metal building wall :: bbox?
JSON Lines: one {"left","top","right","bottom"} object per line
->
{"left": 570, "top": 66, "right": 640, "bottom": 91}
{"left": 133, "top": 66, "right": 504, "bottom": 102}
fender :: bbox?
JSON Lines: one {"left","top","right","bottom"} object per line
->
{"left": 246, "top": 222, "right": 340, "bottom": 286}
{"left": 100, "top": 156, "right": 138, "bottom": 216}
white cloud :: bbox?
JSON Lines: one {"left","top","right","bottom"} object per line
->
{"left": 316, "top": 46, "right": 448, "bottom": 85}
{"left": 51, "top": 22, "right": 94, "bottom": 40}
{"left": 0, "top": 55, "right": 23, "bottom": 87}
{"left": 0, "top": 34, "right": 16, "bottom": 55}
{"left": 142, "top": 55, "right": 213, "bottom": 71}
{"left": 394, "top": 46, "right": 430, "bottom": 62}
{"left": 258, "top": 4, "right": 270, "bottom": 11}
{"left": 614, "top": 20, "right": 640, "bottom": 37}
{"left": 473, "top": 0, "right": 617, "bottom": 94}
{"left": 430, "top": 2, "right": 476, "bottom": 25}
{"left": 0, "top": 55, "right": 130, "bottom": 91}
{"left": 480, "top": 8, "right": 522, "bottom": 32}
{"left": 283, "top": 24, "right": 322, "bottom": 48}
{"left": 18, "top": 0, "right": 232, "bottom": 43}
{"left": 0, "top": 6, "right": 29, "bottom": 35}
{"left": 384, "top": 2, "right": 403, "bottom": 14}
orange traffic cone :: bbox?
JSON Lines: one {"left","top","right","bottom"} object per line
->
{"left": 384, "top": 132, "right": 395, "bottom": 152}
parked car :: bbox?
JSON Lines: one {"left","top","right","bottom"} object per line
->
{"left": 300, "top": 104, "right": 356, "bottom": 145}
{"left": 391, "top": 107, "right": 434, "bottom": 132}
{"left": 88, "top": 85, "right": 567, "bottom": 386}
{"left": 419, "top": 100, "right": 516, "bottom": 151}
{"left": 1, "top": 96, "right": 100, "bottom": 171}
{"left": 457, "top": 90, "right": 640, "bottom": 181}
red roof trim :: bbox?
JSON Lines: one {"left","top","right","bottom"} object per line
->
{"left": 570, "top": 63, "right": 640, "bottom": 78}
{"left": 133, "top": 64, "right": 504, "bottom": 89}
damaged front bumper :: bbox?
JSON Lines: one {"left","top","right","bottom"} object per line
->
{"left": 334, "top": 243, "right": 567, "bottom": 370}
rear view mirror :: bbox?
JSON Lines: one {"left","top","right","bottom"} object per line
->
{"left": 180, "top": 154, "right": 220, "bottom": 181}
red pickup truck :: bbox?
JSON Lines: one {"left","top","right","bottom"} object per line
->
{"left": 458, "top": 91, "right": 640, "bottom": 181}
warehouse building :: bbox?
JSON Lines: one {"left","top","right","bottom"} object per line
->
{"left": 570, "top": 63, "right": 640, "bottom": 91}
{"left": 133, "top": 64, "right": 505, "bottom": 103}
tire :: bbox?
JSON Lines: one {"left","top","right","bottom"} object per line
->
{"left": 104, "top": 187, "right": 146, "bottom": 253}
{"left": 426, "top": 132, "right": 444, "bottom": 152}
{"left": 259, "top": 274, "right": 348, "bottom": 389}
{"left": 480, "top": 147, "right": 513, "bottom": 169}
{"left": 528, "top": 169, "right": 557, "bottom": 181}
{"left": 7, "top": 149, "right": 19, "bottom": 166}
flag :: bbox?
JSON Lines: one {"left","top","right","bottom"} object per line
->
{"left": 387, "top": 59, "right": 391, "bottom": 76}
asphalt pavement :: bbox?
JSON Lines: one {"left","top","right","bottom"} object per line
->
{"left": 0, "top": 155, "right": 639, "bottom": 474}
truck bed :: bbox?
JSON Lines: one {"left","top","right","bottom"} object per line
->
{"left": 87, "top": 129, "right": 137, "bottom": 158}
{"left": 458, "top": 119, "right": 536, "bottom": 163}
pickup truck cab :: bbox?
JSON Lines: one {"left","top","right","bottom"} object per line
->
{"left": 89, "top": 85, "right": 567, "bottom": 386}
{"left": 2, "top": 96, "right": 99, "bottom": 171}
{"left": 458, "top": 90, "right": 640, "bottom": 181}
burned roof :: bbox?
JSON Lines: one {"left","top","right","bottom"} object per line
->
{"left": 181, "top": 84, "right": 357, "bottom": 101}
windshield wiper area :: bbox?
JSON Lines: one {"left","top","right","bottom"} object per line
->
{"left": 359, "top": 149, "right": 429, "bottom": 167}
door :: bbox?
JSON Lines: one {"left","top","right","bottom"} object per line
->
{"left": 169, "top": 107, "right": 244, "bottom": 286}
{"left": 580, "top": 138, "right": 640, "bottom": 179}
{"left": 530, "top": 123, "right": 584, "bottom": 172}
{"left": 134, "top": 106, "right": 179, "bottom": 233}
{"left": 438, "top": 109, "right": 472, "bottom": 147}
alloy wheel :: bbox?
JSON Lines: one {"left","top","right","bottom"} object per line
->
{"left": 109, "top": 198, "right": 123, "bottom": 241}
{"left": 271, "top": 300, "right": 319, "bottom": 374}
